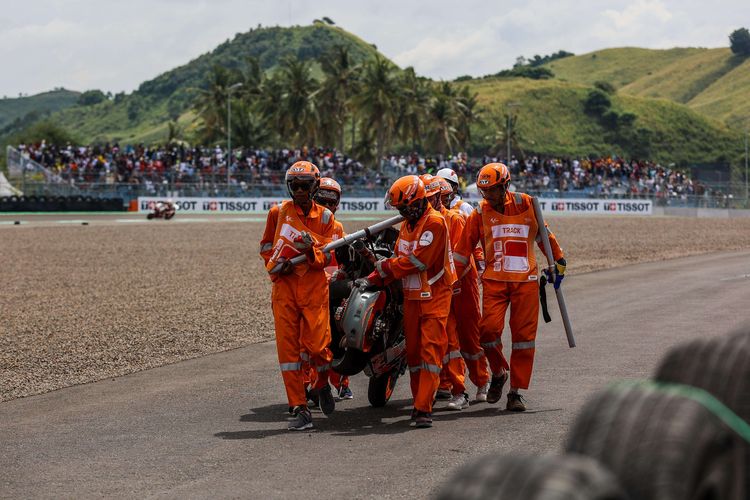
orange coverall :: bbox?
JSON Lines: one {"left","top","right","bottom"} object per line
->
{"left": 260, "top": 200, "right": 336, "bottom": 408}
{"left": 373, "top": 205, "right": 457, "bottom": 413}
{"left": 454, "top": 192, "right": 563, "bottom": 390}
{"left": 437, "top": 205, "right": 468, "bottom": 397}
{"left": 439, "top": 205, "right": 489, "bottom": 392}
{"left": 321, "top": 219, "right": 350, "bottom": 392}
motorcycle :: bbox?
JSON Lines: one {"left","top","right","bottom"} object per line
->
{"left": 328, "top": 227, "right": 407, "bottom": 407}
{"left": 146, "top": 201, "right": 176, "bottom": 220}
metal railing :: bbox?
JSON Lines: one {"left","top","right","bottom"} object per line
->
{"left": 12, "top": 181, "right": 748, "bottom": 209}
{"left": 5, "top": 146, "right": 73, "bottom": 189}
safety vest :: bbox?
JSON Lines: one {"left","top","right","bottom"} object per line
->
{"left": 265, "top": 200, "right": 332, "bottom": 277}
{"left": 395, "top": 207, "right": 457, "bottom": 300}
{"left": 478, "top": 194, "right": 539, "bottom": 283}
{"left": 439, "top": 205, "right": 476, "bottom": 292}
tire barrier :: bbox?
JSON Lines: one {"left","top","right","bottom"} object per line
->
{"left": 435, "top": 453, "right": 626, "bottom": 500}
{"left": 564, "top": 382, "right": 747, "bottom": 500}
{"left": 0, "top": 195, "right": 125, "bottom": 212}
{"left": 435, "top": 329, "right": 749, "bottom": 500}
{"left": 654, "top": 329, "right": 750, "bottom": 496}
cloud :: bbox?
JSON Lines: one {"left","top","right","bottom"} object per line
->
{"left": 0, "top": 0, "right": 745, "bottom": 96}
{"left": 394, "top": 30, "right": 502, "bottom": 79}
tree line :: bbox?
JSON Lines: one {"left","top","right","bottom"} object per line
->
{"left": 189, "top": 47, "right": 481, "bottom": 165}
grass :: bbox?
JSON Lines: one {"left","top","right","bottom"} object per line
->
{"left": 0, "top": 89, "right": 80, "bottom": 129}
{"left": 546, "top": 47, "right": 705, "bottom": 88}
{"left": 465, "top": 76, "right": 743, "bottom": 164}
{"left": 545, "top": 47, "right": 750, "bottom": 127}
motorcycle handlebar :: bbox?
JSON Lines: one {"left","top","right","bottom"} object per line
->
{"left": 269, "top": 214, "right": 404, "bottom": 274}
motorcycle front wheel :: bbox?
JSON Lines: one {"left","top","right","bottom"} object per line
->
{"left": 331, "top": 348, "right": 368, "bottom": 376}
{"left": 147, "top": 213, "right": 155, "bottom": 220}
{"left": 368, "top": 370, "right": 399, "bottom": 407}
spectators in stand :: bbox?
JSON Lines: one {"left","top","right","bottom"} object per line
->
{"left": 17, "top": 141, "right": 728, "bottom": 205}
{"left": 18, "top": 142, "right": 367, "bottom": 192}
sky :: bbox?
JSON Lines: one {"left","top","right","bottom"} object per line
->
{"left": 1, "top": 0, "right": 748, "bottom": 98}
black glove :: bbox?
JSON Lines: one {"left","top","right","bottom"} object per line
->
{"left": 353, "top": 278, "right": 378, "bottom": 291}
{"left": 277, "top": 259, "right": 294, "bottom": 275}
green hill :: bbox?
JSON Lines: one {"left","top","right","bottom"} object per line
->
{"left": 0, "top": 89, "right": 80, "bottom": 130}
{"left": 12, "top": 23, "right": 383, "bottom": 145}
{"left": 545, "top": 47, "right": 750, "bottom": 127}
{"left": 466, "top": 77, "right": 742, "bottom": 165}
{"left": 2, "top": 25, "right": 747, "bottom": 173}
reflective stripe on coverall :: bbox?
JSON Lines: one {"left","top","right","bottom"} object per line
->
{"left": 319, "top": 219, "right": 350, "bottom": 391}
{"left": 378, "top": 205, "right": 456, "bottom": 413}
{"left": 437, "top": 205, "right": 468, "bottom": 396}
{"left": 454, "top": 192, "right": 564, "bottom": 390}
{"left": 260, "top": 200, "right": 336, "bottom": 408}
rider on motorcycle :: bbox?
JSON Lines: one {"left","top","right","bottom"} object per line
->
{"left": 357, "top": 175, "right": 457, "bottom": 428}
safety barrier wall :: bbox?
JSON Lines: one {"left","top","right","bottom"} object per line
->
{"left": 0, "top": 195, "right": 125, "bottom": 212}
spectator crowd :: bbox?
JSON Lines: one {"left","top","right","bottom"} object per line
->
{"left": 16, "top": 141, "right": 729, "bottom": 204}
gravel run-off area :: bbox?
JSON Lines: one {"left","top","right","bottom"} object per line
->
{"left": 2, "top": 216, "right": 750, "bottom": 402}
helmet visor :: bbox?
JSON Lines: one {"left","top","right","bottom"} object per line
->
{"left": 314, "top": 189, "right": 339, "bottom": 208}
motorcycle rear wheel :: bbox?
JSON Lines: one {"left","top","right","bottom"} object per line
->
{"left": 368, "top": 370, "right": 399, "bottom": 407}
{"left": 147, "top": 213, "right": 155, "bottom": 220}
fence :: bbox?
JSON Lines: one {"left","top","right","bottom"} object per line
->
{"left": 6, "top": 146, "right": 71, "bottom": 188}
{"left": 12, "top": 181, "right": 748, "bottom": 210}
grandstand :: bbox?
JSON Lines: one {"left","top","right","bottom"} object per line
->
{"left": 4, "top": 143, "right": 743, "bottom": 209}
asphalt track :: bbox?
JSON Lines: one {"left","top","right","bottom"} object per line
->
{"left": 1, "top": 221, "right": 749, "bottom": 498}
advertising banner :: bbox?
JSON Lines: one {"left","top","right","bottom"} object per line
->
{"left": 138, "top": 197, "right": 388, "bottom": 213}
{"left": 535, "top": 198, "right": 652, "bottom": 215}
{"left": 138, "top": 196, "right": 651, "bottom": 215}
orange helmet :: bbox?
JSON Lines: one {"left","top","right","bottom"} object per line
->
{"left": 419, "top": 174, "right": 441, "bottom": 197}
{"left": 476, "top": 163, "right": 510, "bottom": 190}
{"left": 319, "top": 177, "right": 341, "bottom": 195}
{"left": 387, "top": 175, "right": 426, "bottom": 208}
{"left": 315, "top": 177, "right": 341, "bottom": 211}
{"left": 285, "top": 161, "right": 320, "bottom": 199}
{"left": 388, "top": 175, "right": 428, "bottom": 221}
{"left": 436, "top": 177, "right": 453, "bottom": 196}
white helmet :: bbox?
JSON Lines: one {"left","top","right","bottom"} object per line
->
{"left": 436, "top": 168, "right": 459, "bottom": 185}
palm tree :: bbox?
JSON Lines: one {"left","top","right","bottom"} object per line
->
{"left": 395, "top": 67, "right": 430, "bottom": 152}
{"left": 276, "top": 56, "right": 319, "bottom": 146}
{"left": 258, "top": 73, "right": 284, "bottom": 146}
{"left": 426, "top": 82, "right": 460, "bottom": 155}
{"left": 192, "top": 65, "right": 236, "bottom": 144}
{"left": 231, "top": 99, "right": 271, "bottom": 148}
{"left": 315, "top": 46, "right": 361, "bottom": 153}
{"left": 353, "top": 55, "right": 400, "bottom": 169}
{"left": 456, "top": 85, "right": 481, "bottom": 152}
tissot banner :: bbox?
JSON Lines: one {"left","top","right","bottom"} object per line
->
{"left": 138, "top": 197, "right": 652, "bottom": 215}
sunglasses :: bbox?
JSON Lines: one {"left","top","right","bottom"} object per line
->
{"left": 289, "top": 180, "right": 315, "bottom": 192}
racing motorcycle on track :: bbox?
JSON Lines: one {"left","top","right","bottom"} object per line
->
{"left": 146, "top": 200, "right": 176, "bottom": 220}
{"left": 328, "top": 227, "right": 407, "bottom": 407}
